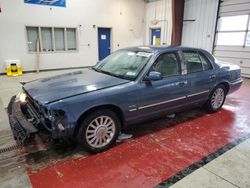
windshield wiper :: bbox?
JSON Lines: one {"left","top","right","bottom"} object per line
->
{"left": 108, "top": 72, "right": 133, "bottom": 81}
{"left": 94, "top": 69, "right": 131, "bottom": 80}
{"left": 100, "top": 70, "right": 118, "bottom": 77}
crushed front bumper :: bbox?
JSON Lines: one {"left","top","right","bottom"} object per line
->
{"left": 8, "top": 96, "right": 38, "bottom": 146}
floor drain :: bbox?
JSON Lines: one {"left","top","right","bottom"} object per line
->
{"left": 0, "top": 144, "right": 20, "bottom": 154}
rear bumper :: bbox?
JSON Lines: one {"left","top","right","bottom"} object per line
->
{"left": 228, "top": 78, "right": 243, "bottom": 94}
{"left": 8, "top": 96, "right": 38, "bottom": 146}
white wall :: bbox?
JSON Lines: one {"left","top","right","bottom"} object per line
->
{"left": 144, "top": 0, "right": 172, "bottom": 45}
{"left": 181, "top": 0, "right": 219, "bottom": 52}
{"left": 0, "top": 0, "right": 146, "bottom": 73}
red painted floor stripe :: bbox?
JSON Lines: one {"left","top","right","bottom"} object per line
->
{"left": 28, "top": 85, "right": 250, "bottom": 188}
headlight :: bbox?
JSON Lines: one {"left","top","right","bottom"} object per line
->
{"left": 20, "top": 93, "right": 27, "bottom": 103}
{"left": 19, "top": 92, "right": 27, "bottom": 103}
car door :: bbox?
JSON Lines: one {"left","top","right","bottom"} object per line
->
{"left": 136, "top": 51, "right": 188, "bottom": 119}
{"left": 181, "top": 50, "right": 216, "bottom": 103}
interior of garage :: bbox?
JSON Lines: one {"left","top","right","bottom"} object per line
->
{"left": 0, "top": 0, "right": 250, "bottom": 187}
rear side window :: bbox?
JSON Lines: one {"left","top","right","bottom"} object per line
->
{"left": 151, "top": 52, "right": 181, "bottom": 78}
{"left": 199, "top": 53, "right": 212, "bottom": 71}
{"left": 183, "top": 52, "right": 203, "bottom": 73}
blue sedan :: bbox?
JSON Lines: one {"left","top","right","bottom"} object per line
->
{"left": 8, "top": 46, "right": 243, "bottom": 153}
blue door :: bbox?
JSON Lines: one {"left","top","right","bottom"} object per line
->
{"left": 182, "top": 50, "right": 216, "bottom": 103}
{"left": 98, "top": 28, "right": 111, "bottom": 61}
{"left": 136, "top": 52, "right": 188, "bottom": 119}
{"left": 151, "top": 28, "right": 161, "bottom": 45}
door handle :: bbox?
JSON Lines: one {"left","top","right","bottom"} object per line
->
{"left": 178, "top": 80, "right": 188, "bottom": 87}
{"left": 209, "top": 74, "right": 216, "bottom": 79}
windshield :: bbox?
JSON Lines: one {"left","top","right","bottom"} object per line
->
{"left": 93, "top": 50, "right": 152, "bottom": 80}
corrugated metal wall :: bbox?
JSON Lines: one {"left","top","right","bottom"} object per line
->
{"left": 181, "top": 0, "right": 219, "bottom": 52}
{"left": 144, "top": 0, "right": 172, "bottom": 45}
{"left": 214, "top": 0, "right": 250, "bottom": 77}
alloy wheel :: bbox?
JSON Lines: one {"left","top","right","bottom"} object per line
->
{"left": 85, "top": 116, "right": 116, "bottom": 148}
{"left": 211, "top": 88, "right": 225, "bottom": 110}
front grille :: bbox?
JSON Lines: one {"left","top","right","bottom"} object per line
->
{"left": 25, "top": 92, "right": 40, "bottom": 113}
{"left": 23, "top": 90, "right": 52, "bottom": 131}
{"left": 23, "top": 90, "right": 41, "bottom": 125}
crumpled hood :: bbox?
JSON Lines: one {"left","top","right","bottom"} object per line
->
{"left": 23, "top": 69, "right": 129, "bottom": 104}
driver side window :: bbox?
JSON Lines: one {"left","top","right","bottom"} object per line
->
{"left": 151, "top": 52, "right": 181, "bottom": 78}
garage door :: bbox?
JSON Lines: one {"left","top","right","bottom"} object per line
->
{"left": 213, "top": 0, "right": 250, "bottom": 78}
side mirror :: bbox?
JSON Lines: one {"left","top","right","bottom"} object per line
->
{"left": 147, "top": 71, "right": 162, "bottom": 81}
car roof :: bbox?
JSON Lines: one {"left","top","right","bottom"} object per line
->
{"left": 122, "top": 45, "right": 205, "bottom": 54}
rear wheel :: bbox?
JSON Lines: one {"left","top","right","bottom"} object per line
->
{"left": 77, "top": 109, "right": 121, "bottom": 153}
{"left": 205, "top": 85, "right": 226, "bottom": 113}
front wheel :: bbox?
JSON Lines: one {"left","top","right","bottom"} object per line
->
{"left": 205, "top": 85, "right": 226, "bottom": 113}
{"left": 77, "top": 109, "right": 121, "bottom": 153}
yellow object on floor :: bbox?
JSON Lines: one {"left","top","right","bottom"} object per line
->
{"left": 5, "top": 60, "right": 22, "bottom": 76}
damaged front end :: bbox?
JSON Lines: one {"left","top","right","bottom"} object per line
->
{"left": 7, "top": 90, "right": 70, "bottom": 146}
{"left": 8, "top": 95, "right": 39, "bottom": 146}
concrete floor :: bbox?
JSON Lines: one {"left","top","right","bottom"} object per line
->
{"left": 0, "top": 70, "right": 250, "bottom": 188}
{"left": 171, "top": 139, "right": 250, "bottom": 188}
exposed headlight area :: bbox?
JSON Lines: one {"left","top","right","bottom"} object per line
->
{"left": 48, "top": 109, "right": 68, "bottom": 132}
{"left": 57, "top": 122, "right": 65, "bottom": 131}
{"left": 16, "top": 90, "right": 68, "bottom": 133}
{"left": 16, "top": 91, "right": 27, "bottom": 103}
{"left": 19, "top": 93, "right": 27, "bottom": 103}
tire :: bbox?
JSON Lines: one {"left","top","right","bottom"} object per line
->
{"left": 77, "top": 109, "right": 121, "bottom": 153}
{"left": 205, "top": 84, "right": 226, "bottom": 113}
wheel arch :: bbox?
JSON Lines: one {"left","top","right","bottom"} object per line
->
{"left": 74, "top": 104, "right": 124, "bottom": 137}
{"left": 217, "top": 81, "right": 230, "bottom": 95}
